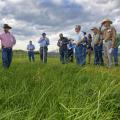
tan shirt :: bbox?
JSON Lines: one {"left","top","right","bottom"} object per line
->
{"left": 103, "top": 26, "right": 116, "bottom": 47}
{"left": 93, "top": 34, "right": 99, "bottom": 45}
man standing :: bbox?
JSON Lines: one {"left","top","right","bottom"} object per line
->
{"left": 113, "top": 34, "right": 120, "bottom": 66}
{"left": 27, "top": 41, "right": 35, "bottom": 62}
{"left": 38, "top": 33, "right": 49, "bottom": 63}
{"left": 73, "top": 25, "right": 86, "bottom": 66}
{"left": 91, "top": 27, "right": 103, "bottom": 65}
{"left": 0, "top": 24, "right": 16, "bottom": 68}
{"left": 102, "top": 18, "right": 117, "bottom": 68}
{"left": 57, "top": 33, "right": 69, "bottom": 64}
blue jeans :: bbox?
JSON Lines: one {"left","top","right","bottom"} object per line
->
{"left": 28, "top": 51, "right": 35, "bottom": 62}
{"left": 112, "top": 47, "right": 118, "bottom": 65}
{"left": 59, "top": 48, "right": 68, "bottom": 64}
{"left": 2, "top": 48, "right": 13, "bottom": 68}
{"left": 94, "top": 45, "right": 103, "bottom": 65}
{"left": 75, "top": 44, "right": 86, "bottom": 65}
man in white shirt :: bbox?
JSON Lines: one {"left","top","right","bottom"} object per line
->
{"left": 27, "top": 41, "right": 35, "bottom": 62}
{"left": 38, "top": 33, "right": 50, "bottom": 63}
{"left": 73, "top": 25, "right": 86, "bottom": 65}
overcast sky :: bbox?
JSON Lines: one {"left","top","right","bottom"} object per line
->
{"left": 0, "top": 0, "right": 120, "bottom": 51}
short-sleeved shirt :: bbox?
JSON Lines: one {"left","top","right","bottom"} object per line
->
{"left": 27, "top": 44, "right": 35, "bottom": 51}
{"left": 73, "top": 32, "right": 84, "bottom": 47}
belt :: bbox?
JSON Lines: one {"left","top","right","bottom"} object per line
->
{"left": 104, "top": 39, "right": 112, "bottom": 42}
{"left": 2, "top": 46, "right": 12, "bottom": 49}
{"left": 40, "top": 46, "right": 47, "bottom": 48}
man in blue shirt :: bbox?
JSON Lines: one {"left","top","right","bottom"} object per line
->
{"left": 27, "top": 41, "right": 35, "bottom": 62}
{"left": 38, "top": 33, "right": 50, "bottom": 63}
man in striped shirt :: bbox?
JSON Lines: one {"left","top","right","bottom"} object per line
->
{"left": 0, "top": 24, "right": 16, "bottom": 68}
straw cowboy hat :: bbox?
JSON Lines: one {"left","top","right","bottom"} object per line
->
{"left": 3, "top": 24, "right": 12, "bottom": 29}
{"left": 101, "top": 18, "right": 113, "bottom": 25}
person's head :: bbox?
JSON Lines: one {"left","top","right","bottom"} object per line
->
{"left": 91, "top": 27, "right": 99, "bottom": 34}
{"left": 101, "top": 18, "right": 112, "bottom": 28}
{"left": 75, "top": 25, "right": 81, "bottom": 33}
{"left": 3, "top": 24, "right": 12, "bottom": 33}
{"left": 29, "top": 41, "right": 32, "bottom": 44}
{"left": 42, "top": 33, "right": 46, "bottom": 38}
{"left": 59, "top": 33, "right": 63, "bottom": 39}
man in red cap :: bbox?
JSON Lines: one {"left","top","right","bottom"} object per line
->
{"left": 0, "top": 24, "right": 16, "bottom": 68}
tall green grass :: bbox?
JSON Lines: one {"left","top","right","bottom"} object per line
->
{"left": 0, "top": 54, "right": 120, "bottom": 120}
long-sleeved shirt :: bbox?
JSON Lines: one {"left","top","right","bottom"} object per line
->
{"left": 38, "top": 37, "right": 50, "bottom": 47}
{"left": 57, "top": 37, "right": 69, "bottom": 49}
{"left": 0, "top": 32, "right": 16, "bottom": 48}
{"left": 27, "top": 44, "right": 35, "bottom": 51}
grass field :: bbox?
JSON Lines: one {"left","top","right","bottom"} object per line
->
{"left": 0, "top": 53, "right": 120, "bottom": 120}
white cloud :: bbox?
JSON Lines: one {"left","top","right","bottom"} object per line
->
{"left": 0, "top": 0, "right": 120, "bottom": 51}
{"left": 7, "top": 0, "right": 24, "bottom": 3}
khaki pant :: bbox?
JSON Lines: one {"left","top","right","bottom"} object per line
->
{"left": 103, "top": 40, "right": 113, "bottom": 67}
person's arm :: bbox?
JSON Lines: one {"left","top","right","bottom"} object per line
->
{"left": 0, "top": 34, "right": 1, "bottom": 41}
{"left": 77, "top": 33, "right": 84, "bottom": 45}
{"left": 12, "top": 35, "right": 16, "bottom": 45}
{"left": 38, "top": 38, "right": 42, "bottom": 43}
{"left": 111, "top": 27, "right": 116, "bottom": 48}
{"left": 33, "top": 45, "right": 35, "bottom": 50}
{"left": 47, "top": 38, "right": 50, "bottom": 45}
{"left": 57, "top": 40, "right": 60, "bottom": 47}
{"left": 27, "top": 45, "right": 29, "bottom": 50}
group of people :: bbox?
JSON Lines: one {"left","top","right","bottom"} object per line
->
{"left": 57, "top": 18, "right": 119, "bottom": 68}
{"left": 0, "top": 24, "right": 50, "bottom": 69}
{"left": 27, "top": 33, "right": 50, "bottom": 63}
{"left": 0, "top": 18, "right": 119, "bottom": 69}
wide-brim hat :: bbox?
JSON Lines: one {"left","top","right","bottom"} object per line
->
{"left": 3, "top": 24, "right": 12, "bottom": 29}
{"left": 90, "top": 27, "right": 99, "bottom": 31}
{"left": 101, "top": 18, "right": 112, "bottom": 25}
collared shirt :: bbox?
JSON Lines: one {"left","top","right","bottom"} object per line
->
{"left": 27, "top": 44, "right": 35, "bottom": 51}
{"left": 0, "top": 32, "right": 16, "bottom": 48}
{"left": 103, "top": 26, "right": 116, "bottom": 41}
{"left": 38, "top": 37, "right": 50, "bottom": 47}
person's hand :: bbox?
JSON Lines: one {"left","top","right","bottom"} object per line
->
{"left": 111, "top": 44, "right": 115, "bottom": 48}
{"left": 72, "top": 41, "right": 77, "bottom": 45}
